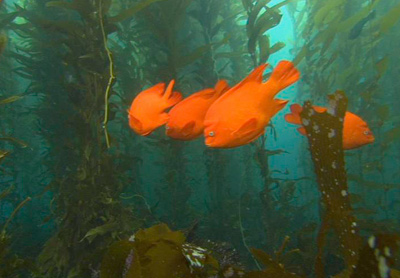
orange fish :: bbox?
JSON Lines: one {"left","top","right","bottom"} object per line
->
{"left": 284, "top": 104, "right": 375, "bottom": 150}
{"left": 128, "top": 80, "right": 182, "bottom": 136}
{"left": 166, "top": 80, "right": 230, "bottom": 140}
{"left": 204, "top": 60, "right": 300, "bottom": 148}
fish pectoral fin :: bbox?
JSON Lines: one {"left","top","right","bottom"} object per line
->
{"left": 158, "top": 113, "right": 169, "bottom": 126}
{"left": 129, "top": 114, "right": 143, "bottom": 130}
{"left": 181, "top": 121, "right": 195, "bottom": 136}
{"left": 297, "top": 126, "right": 307, "bottom": 135}
{"left": 232, "top": 118, "right": 258, "bottom": 138}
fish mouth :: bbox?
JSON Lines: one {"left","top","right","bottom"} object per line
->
{"left": 205, "top": 136, "right": 216, "bottom": 147}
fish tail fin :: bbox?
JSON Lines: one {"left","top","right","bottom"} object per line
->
{"left": 268, "top": 60, "right": 300, "bottom": 94}
{"left": 284, "top": 104, "right": 303, "bottom": 125}
{"left": 163, "top": 79, "right": 182, "bottom": 106}
{"left": 214, "top": 80, "right": 230, "bottom": 97}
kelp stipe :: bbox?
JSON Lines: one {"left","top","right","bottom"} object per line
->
{"left": 10, "top": 0, "right": 152, "bottom": 276}
{"left": 299, "top": 91, "right": 362, "bottom": 275}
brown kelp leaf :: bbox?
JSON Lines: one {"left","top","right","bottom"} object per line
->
{"left": 135, "top": 223, "right": 186, "bottom": 248}
{"left": 108, "top": 0, "right": 167, "bottom": 23}
{"left": 245, "top": 248, "right": 303, "bottom": 277}
{"left": 0, "top": 33, "right": 7, "bottom": 55}
{"left": 375, "top": 56, "right": 389, "bottom": 79}
{"left": 258, "top": 35, "right": 270, "bottom": 63}
{"left": 100, "top": 240, "right": 136, "bottom": 278}
{"left": 250, "top": 248, "right": 279, "bottom": 269}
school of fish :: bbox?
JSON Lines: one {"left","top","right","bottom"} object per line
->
{"left": 128, "top": 60, "right": 375, "bottom": 150}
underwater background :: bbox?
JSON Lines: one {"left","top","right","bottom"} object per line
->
{"left": 0, "top": 0, "right": 399, "bottom": 277}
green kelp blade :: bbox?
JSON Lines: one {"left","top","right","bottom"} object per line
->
{"left": 0, "top": 185, "right": 14, "bottom": 200}
{"left": 258, "top": 35, "right": 270, "bottom": 64}
{"left": 0, "top": 137, "right": 28, "bottom": 148}
{"left": 0, "top": 150, "right": 10, "bottom": 163}
{"left": 108, "top": 0, "right": 167, "bottom": 23}
{"left": 247, "top": 0, "right": 271, "bottom": 33}
{"left": 45, "top": 1, "right": 81, "bottom": 11}
{"left": 270, "top": 0, "right": 298, "bottom": 11}
{"left": 270, "top": 41, "right": 285, "bottom": 54}
{"left": 0, "top": 11, "right": 20, "bottom": 28}
{"left": 80, "top": 222, "right": 119, "bottom": 244}
{"left": 0, "top": 95, "right": 24, "bottom": 105}
{"left": 380, "top": 2, "right": 400, "bottom": 33}
{"left": 375, "top": 56, "right": 389, "bottom": 79}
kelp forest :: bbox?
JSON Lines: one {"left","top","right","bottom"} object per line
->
{"left": 0, "top": 0, "right": 399, "bottom": 277}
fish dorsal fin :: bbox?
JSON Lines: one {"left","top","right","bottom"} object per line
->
{"left": 197, "top": 88, "right": 218, "bottom": 99}
{"left": 270, "top": 99, "right": 288, "bottom": 115}
{"left": 232, "top": 118, "right": 258, "bottom": 138}
{"left": 232, "top": 64, "right": 269, "bottom": 91}
{"left": 181, "top": 121, "right": 195, "bottom": 136}
{"left": 163, "top": 79, "right": 175, "bottom": 99}
{"left": 297, "top": 126, "right": 306, "bottom": 135}
{"left": 214, "top": 80, "right": 230, "bottom": 97}
{"left": 290, "top": 103, "right": 303, "bottom": 115}
{"left": 162, "top": 80, "right": 183, "bottom": 106}
{"left": 313, "top": 106, "right": 327, "bottom": 113}
{"left": 284, "top": 104, "right": 302, "bottom": 125}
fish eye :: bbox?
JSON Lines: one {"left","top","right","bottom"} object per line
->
{"left": 165, "top": 126, "right": 170, "bottom": 130}
{"left": 363, "top": 130, "right": 371, "bottom": 135}
{"left": 209, "top": 131, "right": 215, "bottom": 137}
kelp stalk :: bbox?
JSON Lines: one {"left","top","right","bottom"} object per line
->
{"left": 99, "top": 0, "right": 116, "bottom": 149}
{"left": 300, "top": 91, "right": 362, "bottom": 271}
{"left": 1, "top": 197, "right": 31, "bottom": 235}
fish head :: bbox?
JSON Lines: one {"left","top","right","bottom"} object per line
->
{"left": 204, "top": 121, "right": 246, "bottom": 148}
{"left": 343, "top": 114, "right": 375, "bottom": 149}
{"left": 128, "top": 114, "right": 154, "bottom": 136}
{"left": 358, "top": 123, "right": 375, "bottom": 145}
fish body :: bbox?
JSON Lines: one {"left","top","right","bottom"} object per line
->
{"left": 284, "top": 104, "right": 375, "bottom": 149}
{"left": 204, "top": 61, "right": 300, "bottom": 148}
{"left": 128, "top": 80, "right": 182, "bottom": 136}
{"left": 166, "top": 80, "right": 229, "bottom": 140}
{"left": 348, "top": 10, "right": 376, "bottom": 40}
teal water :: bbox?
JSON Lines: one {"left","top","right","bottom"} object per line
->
{"left": 0, "top": 0, "right": 399, "bottom": 277}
